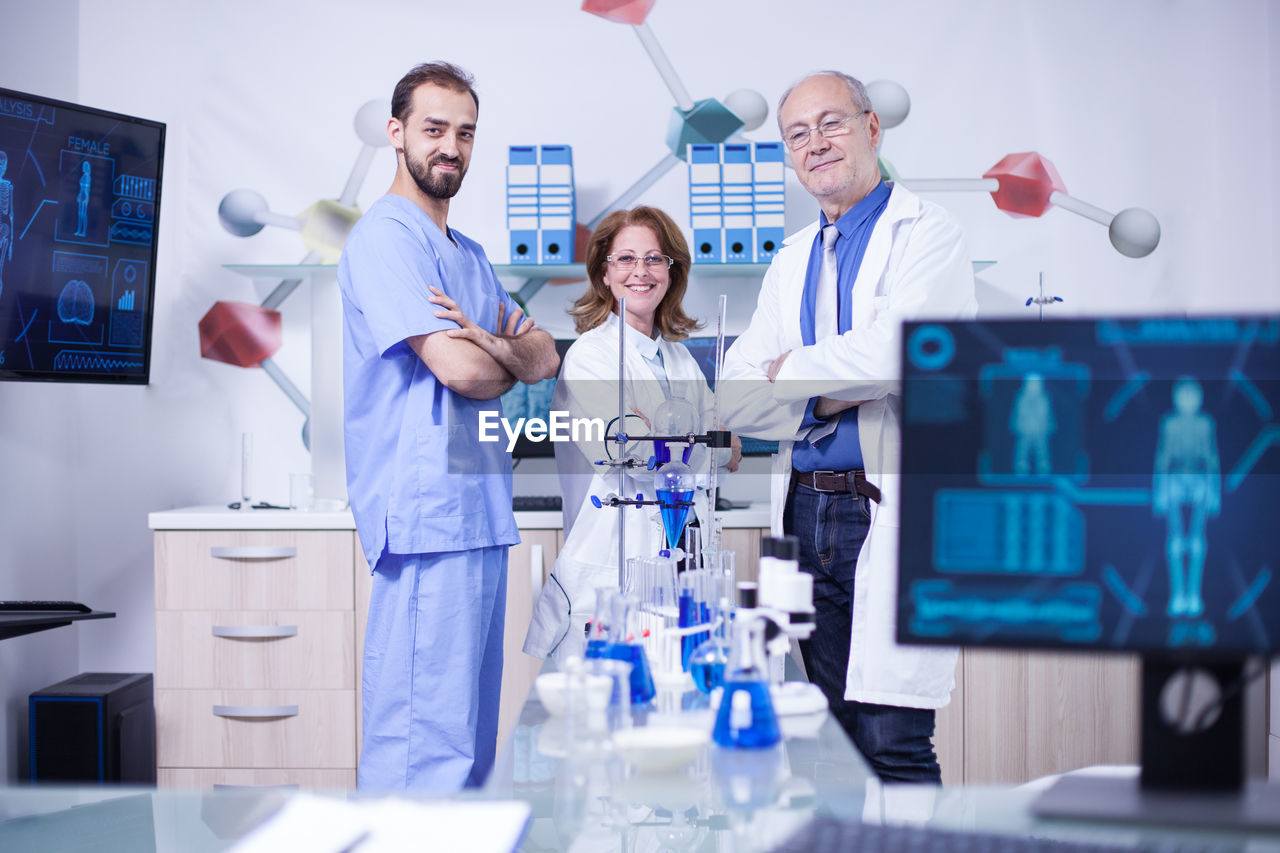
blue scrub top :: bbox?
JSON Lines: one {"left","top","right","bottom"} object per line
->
{"left": 339, "top": 194, "right": 522, "bottom": 568}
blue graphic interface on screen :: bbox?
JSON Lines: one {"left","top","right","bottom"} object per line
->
{"left": 0, "top": 89, "right": 163, "bottom": 382}
{"left": 898, "top": 317, "right": 1279, "bottom": 655}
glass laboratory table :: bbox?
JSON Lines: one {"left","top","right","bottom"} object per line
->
{"left": 4, "top": 686, "right": 1278, "bottom": 852}
{"left": 482, "top": 675, "right": 1280, "bottom": 852}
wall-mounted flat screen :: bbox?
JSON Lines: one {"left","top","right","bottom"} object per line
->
{"left": 0, "top": 88, "right": 165, "bottom": 384}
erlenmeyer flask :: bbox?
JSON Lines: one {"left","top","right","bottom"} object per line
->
{"left": 600, "top": 592, "right": 656, "bottom": 705}
{"left": 712, "top": 583, "right": 780, "bottom": 748}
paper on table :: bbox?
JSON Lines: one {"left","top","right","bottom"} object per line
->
{"left": 228, "top": 793, "right": 531, "bottom": 853}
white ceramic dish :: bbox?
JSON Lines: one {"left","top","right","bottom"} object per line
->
{"left": 534, "top": 671, "right": 612, "bottom": 716}
{"left": 612, "top": 726, "right": 709, "bottom": 773}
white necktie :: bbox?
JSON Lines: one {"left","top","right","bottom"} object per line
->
{"left": 814, "top": 224, "right": 839, "bottom": 339}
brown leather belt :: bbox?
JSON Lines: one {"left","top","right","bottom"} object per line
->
{"left": 792, "top": 469, "right": 882, "bottom": 503}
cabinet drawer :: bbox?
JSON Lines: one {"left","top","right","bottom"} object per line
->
{"left": 156, "top": 611, "right": 354, "bottom": 689}
{"left": 158, "top": 768, "right": 355, "bottom": 789}
{"left": 155, "top": 531, "right": 354, "bottom": 610}
{"left": 157, "top": 689, "right": 356, "bottom": 768}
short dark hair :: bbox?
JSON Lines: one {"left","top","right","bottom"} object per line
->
{"left": 391, "top": 61, "right": 479, "bottom": 122}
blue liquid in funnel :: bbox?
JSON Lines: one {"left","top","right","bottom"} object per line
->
{"left": 657, "top": 488, "right": 694, "bottom": 550}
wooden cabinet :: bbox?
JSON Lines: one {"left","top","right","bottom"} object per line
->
{"left": 151, "top": 511, "right": 562, "bottom": 789}
{"left": 498, "top": 529, "right": 562, "bottom": 747}
{"left": 151, "top": 512, "right": 1156, "bottom": 789}
{"left": 944, "top": 650, "right": 1139, "bottom": 786}
{"left": 153, "top": 528, "right": 360, "bottom": 788}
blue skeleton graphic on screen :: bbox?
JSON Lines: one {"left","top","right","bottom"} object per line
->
{"left": 1153, "top": 377, "right": 1221, "bottom": 618}
{"left": 1010, "top": 372, "right": 1055, "bottom": 474}
{"left": 75, "top": 161, "right": 91, "bottom": 237}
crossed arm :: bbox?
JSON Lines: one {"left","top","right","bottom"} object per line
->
{"left": 408, "top": 287, "right": 560, "bottom": 400}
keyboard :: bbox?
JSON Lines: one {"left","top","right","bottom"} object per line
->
{"left": 513, "top": 495, "right": 562, "bottom": 512}
{"left": 0, "top": 601, "right": 91, "bottom": 613}
{"left": 771, "top": 816, "right": 1143, "bottom": 853}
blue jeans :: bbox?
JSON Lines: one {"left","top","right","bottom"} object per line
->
{"left": 784, "top": 481, "right": 941, "bottom": 784}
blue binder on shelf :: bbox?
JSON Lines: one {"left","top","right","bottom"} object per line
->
{"left": 687, "top": 143, "right": 723, "bottom": 263}
{"left": 537, "top": 145, "right": 575, "bottom": 264}
{"left": 752, "top": 142, "right": 786, "bottom": 262}
{"left": 721, "top": 143, "right": 754, "bottom": 262}
{"left": 506, "top": 146, "right": 539, "bottom": 264}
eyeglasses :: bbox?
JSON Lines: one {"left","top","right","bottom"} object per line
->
{"left": 606, "top": 252, "right": 674, "bottom": 270}
{"left": 783, "top": 110, "right": 870, "bottom": 150}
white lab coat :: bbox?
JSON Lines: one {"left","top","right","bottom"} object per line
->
{"left": 719, "top": 182, "right": 977, "bottom": 709}
{"left": 523, "top": 312, "right": 717, "bottom": 659}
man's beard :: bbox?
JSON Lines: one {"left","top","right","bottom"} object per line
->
{"left": 406, "top": 151, "right": 465, "bottom": 199}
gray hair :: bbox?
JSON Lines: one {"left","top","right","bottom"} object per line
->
{"left": 776, "top": 71, "right": 873, "bottom": 131}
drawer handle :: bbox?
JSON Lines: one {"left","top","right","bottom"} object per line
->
{"left": 211, "top": 625, "right": 298, "bottom": 639}
{"left": 209, "top": 545, "right": 297, "bottom": 560}
{"left": 213, "top": 783, "right": 300, "bottom": 791}
{"left": 213, "top": 704, "right": 299, "bottom": 718}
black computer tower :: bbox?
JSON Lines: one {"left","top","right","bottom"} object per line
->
{"left": 29, "top": 672, "right": 156, "bottom": 784}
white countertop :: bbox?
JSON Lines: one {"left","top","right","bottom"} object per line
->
{"left": 148, "top": 503, "right": 772, "bottom": 531}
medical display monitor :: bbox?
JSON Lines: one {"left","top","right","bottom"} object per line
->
{"left": 0, "top": 88, "right": 165, "bottom": 384}
{"left": 897, "top": 317, "right": 1279, "bottom": 657}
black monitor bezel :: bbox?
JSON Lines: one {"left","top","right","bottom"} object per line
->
{"left": 0, "top": 86, "right": 166, "bottom": 385}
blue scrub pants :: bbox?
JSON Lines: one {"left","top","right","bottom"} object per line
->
{"left": 358, "top": 546, "right": 508, "bottom": 792}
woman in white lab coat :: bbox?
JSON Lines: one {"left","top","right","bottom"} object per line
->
{"left": 523, "top": 206, "right": 740, "bottom": 660}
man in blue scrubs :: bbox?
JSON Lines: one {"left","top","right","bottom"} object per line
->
{"left": 338, "top": 61, "right": 560, "bottom": 792}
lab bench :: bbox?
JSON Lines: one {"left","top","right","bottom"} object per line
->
{"left": 146, "top": 504, "right": 772, "bottom": 788}
{"left": 147, "top": 505, "right": 1175, "bottom": 790}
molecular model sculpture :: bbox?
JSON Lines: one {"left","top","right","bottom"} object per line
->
{"left": 199, "top": 99, "right": 390, "bottom": 448}
{"left": 205, "top": 0, "right": 1164, "bottom": 452}
{"left": 579, "top": 0, "right": 1160, "bottom": 315}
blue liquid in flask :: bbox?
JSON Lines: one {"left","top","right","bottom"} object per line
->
{"left": 605, "top": 642, "right": 656, "bottom": 704}
{"left": 690, "top": 655, "right": 726, "bottom": 694}
{"left": 713, "top": 680, "right": 781, "bottom": 749}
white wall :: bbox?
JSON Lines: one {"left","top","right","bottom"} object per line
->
{"left": 0, "top": 0, "right": 1275, "bottom": 781}
{"left": 0, "top": 0, "right": 82, "bottom": 784}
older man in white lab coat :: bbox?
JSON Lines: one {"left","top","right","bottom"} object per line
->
{"left": 720, "top": 70, "right": 977, "bottom": 782}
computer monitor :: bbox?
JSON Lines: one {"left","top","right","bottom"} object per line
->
{"left": 0, "top": 88, "right": 165, "bottom": 384}
{"left": 897, "top": 316, "right": 1279, "bottom": 828}
{"left": 504, "top": 335, "right": 779, "bottom": 458}
{"left": 681, "top": 335, "right": 778, "bottom": 457}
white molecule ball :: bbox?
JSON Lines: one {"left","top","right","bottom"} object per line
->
{"left": 865, "top": 80, "right": 910, "bottom": 129}
{"left": 218, "top": 189, "right": 269, "bottom": 237}
{"left": 1109, "top": 207, "right": 1160, "bottom": 258}
{"left": 723, "top": 89, "right": 769, "bottom": 131}
{"left": 354, "top": 99, "right": 392, "bottom": 147}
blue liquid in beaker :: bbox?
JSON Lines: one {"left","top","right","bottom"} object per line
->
{"left": 713, "top": 680, "right": 781, "bottom": 749}
{"left": 604, "top": 642, "right": 656, "bottom": 704}
{"left": 690, "top": 655, "right": 726, "bottom": 694}
{"left": 678, "top": 589, "right": 697, "bottom": 669}
{"left": 657, "top": 488, "right": 693, "bottom": 550}
{"left": 584, "top": 639, "right": 608, "bottom": 659}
